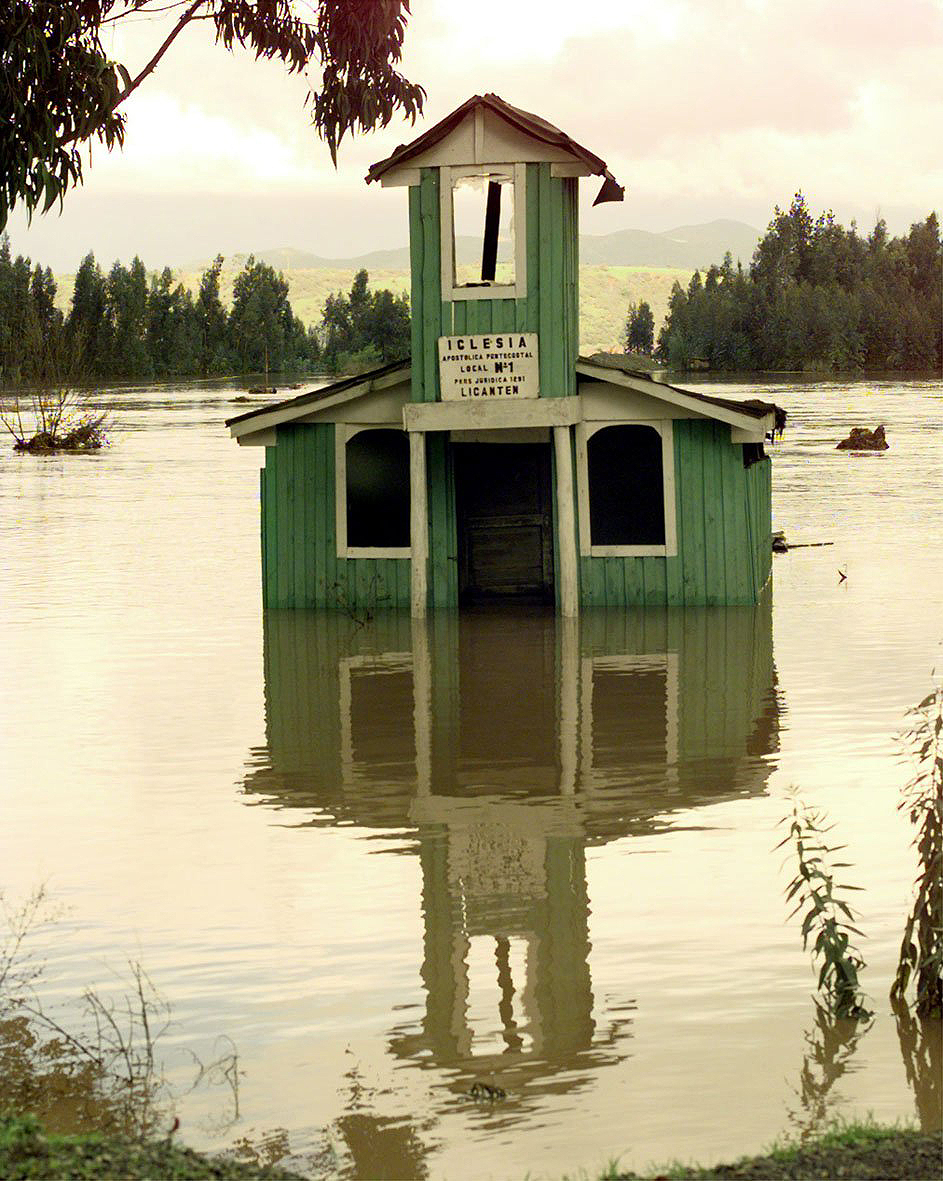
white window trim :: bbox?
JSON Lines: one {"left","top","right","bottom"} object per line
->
{"left": 440, "top": 163, "right": 527, "bottom": 301}
{"left": 335, "top": 424, "right": 412, "bottom": 559}
{"left": 575, "top": 419, "right": 678, "bottom": 558}
{"left": 339, "top": 652, "right": 415, "bottom": 787}
{"left": 580, "top": 653, "right": 680, "bottom": 791}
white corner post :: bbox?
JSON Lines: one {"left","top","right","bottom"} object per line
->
{"left": 410, "top": 431, "right": 428, "bottom": 617}
{"left": 553, "top": 425, "right": 579, "bottom": 617}
{"left": 412, "top": 619, "right": 432, "bottom": 795}
{"left": 558, "top": 614, "right": 579, "bottom": 795}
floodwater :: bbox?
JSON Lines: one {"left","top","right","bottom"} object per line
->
{"left": 0, "top": 375, "right": 941, "bottom": 1179}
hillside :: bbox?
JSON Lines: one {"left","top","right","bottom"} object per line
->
{"left": 181, "top": 219, "right": 758, "bottom": 274}
{"left": 51, "top": 217, "right": 756, "bottom": 355}
{"left": 53, "top": 263, "right": 691, "bottom": 355}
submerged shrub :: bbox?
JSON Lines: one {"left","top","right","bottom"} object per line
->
{"left": 1, "top": 887, "right": 239, "bottom": 1141}
{"left": 1, "top": 388, "right": 109, "bottom": 452}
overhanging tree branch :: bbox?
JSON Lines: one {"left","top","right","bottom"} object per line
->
{"left": 112, "top": 0, "right": 205, "bottom": 111}
{"left": 0, "top": 0, "right": 424, "bottom": 231}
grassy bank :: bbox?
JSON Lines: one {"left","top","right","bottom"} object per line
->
{"left": 0, "top": 1115, "right": 305, "bottom": 1181}
{"left": 611, "top": 1121, "right": 942, "bottom": 1180}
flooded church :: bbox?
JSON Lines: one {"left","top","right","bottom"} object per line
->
{"left": 228, "top": 94, "right": 780, "bottom": 613}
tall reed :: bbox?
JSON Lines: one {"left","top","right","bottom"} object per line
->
{"left": 777, "top": 791, "right": 872, "bottom": 1020}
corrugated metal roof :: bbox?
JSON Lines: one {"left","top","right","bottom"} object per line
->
{"left": 366, "top": 93, "right": 624, "bottom": 203}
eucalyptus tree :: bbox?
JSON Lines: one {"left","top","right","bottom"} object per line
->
{"left": 196, "top": 255, "right": 231, "bottom": 375}
{"left": 0, "top": 1, "right": 424, "bottom": 232}
{"left": 624, "top": 300, "right": 655, "bottom": 356}
{"left": 656, "top": 198, "right": 941, "bottom": 373}
{"left": 106, "top": 257, "right": 149, "bottom": 376}
{"left": 229, "top": 256, "right": 293, "bottom": 373}
{"left": 67, "top": 252, "right": 111, "bottom": 373}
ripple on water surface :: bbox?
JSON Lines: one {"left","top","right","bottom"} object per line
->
{"left": 1, "top": 377, "right": 941, "bottom": 1178}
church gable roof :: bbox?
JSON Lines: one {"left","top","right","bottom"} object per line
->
{"left": 366, "top": 93, "right": 623, "bottom": 204}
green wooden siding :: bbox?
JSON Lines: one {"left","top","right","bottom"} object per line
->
{"left": 407, "top": 161, "right": 579, "bottom": 608}
{"left": 425, "top": 432, "right": 458, "bottom": 609}
{"left": 260, "top": 423, "right": 411, "bottom": 609}
{"left": 252, "top": 595, "right": 775, "bottom": 828}
{"left": 260, "top": 157, "right": 771, "bottom": 612}
{"left": 578, "top": 421, "right": 772, "bottom": 607}
{"left": 408, "top": 164, "right": 578, "bottom": 403}
{"left": 260, "top": 419, "right": 771, "bottom": 610}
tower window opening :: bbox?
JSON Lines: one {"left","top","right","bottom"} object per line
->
{"left": 452, "top": 172, "right": 515, "bottom": 287}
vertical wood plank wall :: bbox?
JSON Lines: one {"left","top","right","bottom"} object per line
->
{"left": 407, "top": 162, "right": 579, "bottom": 607}
{"left": 577, "top": 421, "right": 773, "bottom": 607}
{"left": 408, "top": 164, "right": 578, "bottom": 403}
{"left": 260, "top": 162, "right": 772, "bottom": 610}
{"left": 261, "top": 423, "right": 411, "bottom": 609}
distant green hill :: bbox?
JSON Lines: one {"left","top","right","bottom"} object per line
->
{"left": 53, "top": 218, "right": 756, "bottom": 355}
{"left": 53, "top": 263, "right": 693, "bottom": 355}
{"left": 180, "top": 219, "right": 758, "bottom": 275}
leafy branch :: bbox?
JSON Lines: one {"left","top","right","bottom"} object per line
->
{"left": 891, "top": 678, "right": 943, "bottom": 1017}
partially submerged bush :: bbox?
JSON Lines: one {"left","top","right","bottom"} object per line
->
{"left": 1, "top": 388, "right": 109, "bottom": 452}
{"left": 1, "top": 887, "right": 238, "bottom": 1142}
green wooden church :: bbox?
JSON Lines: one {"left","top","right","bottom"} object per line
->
{"left": 227, "top": 94, "right": 780, "bottom": 614}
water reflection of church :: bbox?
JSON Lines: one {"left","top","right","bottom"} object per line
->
{"left": 243, "top": 604, "right": 779, "bottom": 1098}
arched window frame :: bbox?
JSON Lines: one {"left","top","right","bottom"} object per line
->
{"left": 335, "top": 424, "right": 412, "bottom": 559}
{"left": 575, "top": 420, "right": 678, "bottom": 558}
{"left": 439, "top": 163, "right": 528, "bottom": 301}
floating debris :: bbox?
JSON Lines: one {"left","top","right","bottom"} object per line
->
{"left": 468, "top": 1082, "right": 507, "bottom": 1102}
{"left": 836, "top": 425, "right": 888, "bottom": 451}
{"left": 772, "top": 532, "right": 834, "bottom": 553}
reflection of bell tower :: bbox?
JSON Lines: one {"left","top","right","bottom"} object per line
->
{"left": 403, "top": 827, "right": 596, "bottom": 1077}
{"left": 243, "top": 598, "right": 779, "bottom": 1096}
{"left": 395, "top": 612, "right": 603, "bottom": 1084}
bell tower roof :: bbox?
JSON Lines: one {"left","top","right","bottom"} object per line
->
{"left": 366, "top": 93, "right": 624, "bottom": 205}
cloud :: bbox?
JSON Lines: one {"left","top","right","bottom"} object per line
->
{"left": 87, "top": 92, "right": 321, "bottom": 193}
{"left": 7, "top": 0, "right": 941, "bottom": 268}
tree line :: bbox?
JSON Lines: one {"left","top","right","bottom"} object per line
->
{"left": 0, "top": 241, "right": 409, "bottom": 384}
{"left": 650, "top": 196, "right": 941, "bottom": 372}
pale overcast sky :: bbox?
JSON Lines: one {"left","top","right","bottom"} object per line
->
{"left": 7, "top": 0, "right": 942, "bottom": 271}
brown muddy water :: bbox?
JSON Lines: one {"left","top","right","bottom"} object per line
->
{"left": 0, "top": 376, "right": 941, "bottom": 1179}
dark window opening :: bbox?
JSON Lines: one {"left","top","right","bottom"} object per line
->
{"left": 350, "top": 667, "right": 416, "bottom": 767}
{"left": 588, "top": 425, "right": 665, "bottom": 546}
{"left": 345, "top": 429, "right": 410, "bottom": 548}
{"left": 592, "top": 667, "right": 668, "bottom": 767}
{"left": 452, "top": 173, "right": 515, "bottom": 287}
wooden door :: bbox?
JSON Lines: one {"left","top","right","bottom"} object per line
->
{"left": 453, "top": 443, "right": 554, "bottom": 603}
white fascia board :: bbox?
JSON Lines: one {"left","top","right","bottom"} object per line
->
{"left": 404, "top": 396, "right": 581, "bottom": 433}
{"left": 236, "top": 429, "right": 276, "bottom": 447}
{"left": 730, "top": 424, "right": 769, "bottom": 443}
{"left": 228, "top": 368, "right": 410, "bottom": 440}
{"left": 379, "top": 167, "right": 422, "bottom": 187}
{"left": 575, "top": 362, "right": 773, "bottom": 434}
{"left": 550, "top": 162, "right": 594, "bottom": 177}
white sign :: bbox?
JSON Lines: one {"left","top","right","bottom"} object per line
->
{"left": 438, "top": 333, "right": 539, "bottom": 401}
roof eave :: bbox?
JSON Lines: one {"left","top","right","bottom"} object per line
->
{"left": 226, "top": 361, "right": 411, "bottom": 440}
{"left": 575, "top": 360, "right": 776, "bottom": 432}
{"left": 366, "top": 93, "right": 622, "bottom": 201}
